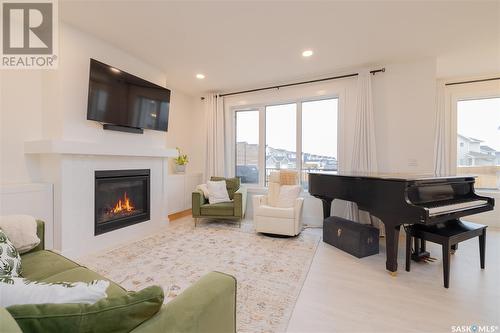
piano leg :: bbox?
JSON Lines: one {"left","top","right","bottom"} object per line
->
{"left": 479, "top": 229, "right": 486, "bottom": 269}
{"left": 385, "top": 225, "right": 401, "bottom": 274}
{"left": 320, "top": 198, "right": 333, "bottom": 219}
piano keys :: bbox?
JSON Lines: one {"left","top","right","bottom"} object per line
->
{"left": 308, "top": 172, "right": 495, "bottom": 273}
{"left": 426, "top": 199, "right": 489, "bottom": 216}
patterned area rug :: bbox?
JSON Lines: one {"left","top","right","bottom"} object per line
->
{"left": 79, "top": 218, "right": 320, "bottom": 332}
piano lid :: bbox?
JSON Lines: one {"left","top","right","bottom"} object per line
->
{"left": 308, "top": 171, "right": 477, "bottom": 182}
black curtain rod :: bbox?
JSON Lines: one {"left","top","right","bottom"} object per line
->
{"left": 445, "top": 77, "right": 500, "bottom": 86}
{"left": 217, "top": 68, "right": 385, "bottom": 98}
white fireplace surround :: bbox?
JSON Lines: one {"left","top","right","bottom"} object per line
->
{"left": 25, "top": 140, "right": 177, "bottom": 158}
{"left": 25, "top": 140, "right": 177, "bottom": 259}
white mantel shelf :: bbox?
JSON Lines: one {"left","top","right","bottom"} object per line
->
{"left": 24, "top": 140, "right": 177, "bottom": 158}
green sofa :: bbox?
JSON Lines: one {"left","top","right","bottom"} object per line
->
{"left": 0, "top": 221, "right": 237, "bottom": 333}
{"left": 192, "top": 177, "right": 247, "bottom": 227}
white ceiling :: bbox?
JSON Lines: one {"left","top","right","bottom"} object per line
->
{"left": 60, "top": 1, "right": 499, "bottom": 95}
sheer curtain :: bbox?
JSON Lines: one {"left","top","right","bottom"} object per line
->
{"left": 204, "top": 94, "right": 226, "bottom": 179}
{"left": 433, "top": 82, "right": 452, "bottom": 175}
{"left": 351, "top": 70, "right": 378, "bottom": 174}
{"left": 347, "top": 70, "right": 379, "bottom": 227}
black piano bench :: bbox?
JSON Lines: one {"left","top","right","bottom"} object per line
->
{"left": 405, "top": 219, "right": 486, "bottom": 288}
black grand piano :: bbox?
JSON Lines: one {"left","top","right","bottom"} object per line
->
{"left": 308, "top": 172, "right": 495, "bottom": 273}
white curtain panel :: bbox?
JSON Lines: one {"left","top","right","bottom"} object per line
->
{"left": 204, "top": 94, "right": 226, "bottom": 179}
{"left": 351, "top": 71, "right": 378, "bottom": 174}
{"left": 346, "top": 70, "right": 380, "bottom": 228}
{"left": 433, "top": 83, "right": 452, "bottom": 175}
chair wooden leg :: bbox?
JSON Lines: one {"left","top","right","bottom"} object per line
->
{"left": 442, "top": 242, "right": 451, "bottom": 288}
{"left": 405, "top": 232, "right": 411, "bottom": 272}
{"left": 194, "top": 218, "right": 198, "bottom": 228}
{"left": 479, "top": 229, "right": 486, "bottom": 269}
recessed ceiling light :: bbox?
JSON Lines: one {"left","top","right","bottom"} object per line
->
{"left": 110, "top": 67, "right": 121, "bottom": 73}
{"left": 196, "top": 73, "right": 205, "bottom": 79}
{"left": 302, "top": 50, "right": 314, "bottom": 57}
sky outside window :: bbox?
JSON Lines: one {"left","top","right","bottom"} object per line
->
{"left": 236, "top": 110, "right": 259, "bottom": 144}
{"left": 456, "top": 96, "right": 500, "bottom": 191}
{"left": 457, "top": 97, "right": 500, "bottom": 151}
{"left": 266, "top": 103, "right": 297, "bottom": 153}
{"left": 302, "top": 98, "right": 338, "bottom": 158}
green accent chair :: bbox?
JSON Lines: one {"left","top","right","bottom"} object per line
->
{"left": 1, "top": 221, "right": 237, "bottom": 333}
{"left": 192, "top": 177, "right": 247, "bottom": 227}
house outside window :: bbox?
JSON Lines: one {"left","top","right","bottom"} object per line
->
{"left": 456, "top": 97, "right": 500, "bottom": 190}
{"left": 265, "top": 103, "right": 297, "bottom": 182}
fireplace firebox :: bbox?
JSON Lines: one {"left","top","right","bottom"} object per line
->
{"left": 94, "top": 169, "right": 150, "bottom": 235}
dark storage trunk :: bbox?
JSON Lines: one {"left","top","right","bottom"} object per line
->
{"left": 323, "top": 216, "right": 379, "bottom": 258}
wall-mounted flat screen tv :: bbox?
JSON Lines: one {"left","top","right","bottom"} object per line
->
{"left": 87, "top": 58, "right": 170, "bottom": 132}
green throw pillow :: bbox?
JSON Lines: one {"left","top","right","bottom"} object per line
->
{"left": 0, "top": 229, "right": 22, "bottom": 277}
{"left": 210, "top": 177, "right": 240, "bottom": 200}
{"left": 7, "top": 285, "right": 164, "bottom": 333}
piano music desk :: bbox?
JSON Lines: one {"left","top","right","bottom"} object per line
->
{"left": 405, "top": 219, "right": 487, "bottom": 288}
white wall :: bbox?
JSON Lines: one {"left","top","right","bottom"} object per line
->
{"left": 166, "top": 94, "right": 205, "bottom": 174}
{"left": 222, "top": 59, "right": 437, "bottom": 178}
{"left": 1, "top": 23, "right": 202, "bottom": 256}
{"left": 188, "top": 99, "right": 207, "bottom": 177}
{"left": 373, "top": 58, "right": 437, "bottom": 173}
{"left": 0, "top": 183, "right": 54, "bottom": 248}
{"left": 0, "top": 23, "right": 202, "bottom": 187}
{"left": 55, "top": 25, "right": 168, "bottom": 146}
{"left": 222, "top": 59, "right": 438, "bottom": 226}
{"left": 2, "top": 22, "right": 496, "bottom": 231}
{"left": 222, "top": 72, "right": 359, "bottom": 226}
{"left": 223, "top": 73, "right": 358, "bottom": 174}
{"left": 0, "top": 71, "right": 44, "bottom": 184}
{"left": 436, "top": 43, "right": 500, "bottom": 80}
{"left": 232, "top": 59, "right": 500, "bottom": 228}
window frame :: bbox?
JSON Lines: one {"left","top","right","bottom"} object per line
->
{"left": 265, "top": 102, "right": 298, "bottom": 185}
{"left": 234, "top": 108, "right": 264, "bottom": 185}
{"left": 447, "top": 82, "right": 500, "bottom": 173}
{"left": 232, "top": 95, "right": 339, "bottom": 188}
{"left": 445, "top": 79, "right": 500, "bottom": 193}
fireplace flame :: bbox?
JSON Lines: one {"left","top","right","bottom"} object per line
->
{"left": 112, "top": 192, "right": 135, "bottom": 214}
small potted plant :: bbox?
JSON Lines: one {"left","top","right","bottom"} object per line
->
{"left": 174, "top": 147, "right": 189, "bottom": 173}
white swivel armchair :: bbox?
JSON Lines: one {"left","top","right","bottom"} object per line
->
{"left": 253, "top": 171, "right": 304, "bottom": 236}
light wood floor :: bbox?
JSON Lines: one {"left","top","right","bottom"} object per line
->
{"left": 287, "top": 227, "right": 500, "bottom": 333}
